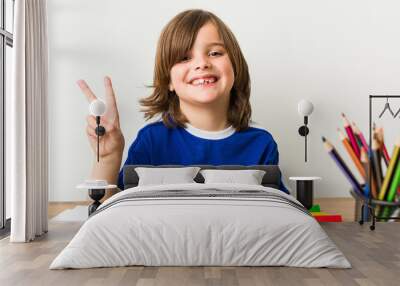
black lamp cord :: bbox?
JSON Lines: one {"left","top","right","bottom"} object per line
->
{"left": 96, "top": 116, "right": 100, "bottom": 162}
{"left": 95, "top": 116, "right": 106, "bottom": 162}
{"left": 304, "top": 116, "right": 308, "bottom": 162}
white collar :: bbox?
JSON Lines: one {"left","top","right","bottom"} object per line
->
{"left": 184, "top": 123, "right": 235, "bottom": 140}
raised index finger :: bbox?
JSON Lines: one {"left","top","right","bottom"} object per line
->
{"left": 77, "top": 79, "right": 97, "bottom": 102}
{"left": 104, "top": 76, "right": 117, "bottom": 109}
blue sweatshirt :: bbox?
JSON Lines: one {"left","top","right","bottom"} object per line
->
{"left": 117, "top": 121, "right": 289, "bottom": 193}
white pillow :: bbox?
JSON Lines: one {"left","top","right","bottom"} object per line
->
{"left": 135, "top": 167, "right": 201, "bottom": 186}
{"left": 200, "top": 169, "right": 266, "bottom": 185}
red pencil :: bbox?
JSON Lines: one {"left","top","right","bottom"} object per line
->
{"left": 338, "top": 128, "right": 366, "bottom": 180}
{"left": 376, "top": 127, "right": 390, "bottom": 166}
{"left": 352, "top": 121, "right": 369, "bottom": 152}
{"left": 341, "top": 113, "right": 361, "bottom": 158}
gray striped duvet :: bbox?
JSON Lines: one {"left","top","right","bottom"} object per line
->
{"left": 50, "top": 183, "right": 351, "bottom": 269}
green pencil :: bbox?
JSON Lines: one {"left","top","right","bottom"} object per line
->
{"left": 379, "top": 137, "right": 400, "bottom": 201}
{"left": 381, "top": 137, "right": 400, "bottom": 219}
{"left": 386, "top": 158, "right": 400, "bottom": 202}
{"left": 381, "top": 160, "right": 400, "bottom": 218}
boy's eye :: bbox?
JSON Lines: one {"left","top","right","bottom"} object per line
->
{"left": 209, "top": 51, "right": 222, "bottom": 57}
{"left": 178, "top": 51, "right": 223, "bottom": 63}
{"left": 180, "top": 56, "right": 191, "bottom": 62}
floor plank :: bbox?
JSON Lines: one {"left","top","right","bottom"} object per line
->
{"left": 314, "top": 198, "right": 356, "bottom": 222}
{"left": 48, "top": 202, "right": 90, "bottom": 219}
{"left": 1, "top": 221, "right": 400, "bottom": 286}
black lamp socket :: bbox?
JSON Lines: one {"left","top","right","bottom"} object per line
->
{"left": 298, "top": 116, "right": 309, "bottom": 137}
{"left": 95, "top": 116, "right": 106, "bottom": 136}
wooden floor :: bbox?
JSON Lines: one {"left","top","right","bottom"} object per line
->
{"left": 1, "top": 221, "right": 400, "bottom": 286}
{"left": 315, "top": 198, "right": 356, "bottom": 222}
{"left": 48, "top": 201, "right": 90, "bottom": 218}
{"left": 2, "top": 199, "right": 399, "bottom": 286}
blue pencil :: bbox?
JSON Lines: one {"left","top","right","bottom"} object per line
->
{"left": 361, "top": 148, "right": 371, "bottom": 198}
{"left": 362, "top": 184, "right": 370, "bottom": 221}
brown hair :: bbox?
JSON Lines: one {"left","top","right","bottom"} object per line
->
{"left": 140, "top": 9, "right": 251, "bottom": 131}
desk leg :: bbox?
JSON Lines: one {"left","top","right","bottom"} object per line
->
{"left": 88, "top": 189, "right": 105, "bottom": 216}
{"left": 296, "top": 181, "right": 313, "bottom": 210}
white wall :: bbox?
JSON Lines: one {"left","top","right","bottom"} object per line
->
{"left": 48, "top": 0, "right": 400, "bottom": 201}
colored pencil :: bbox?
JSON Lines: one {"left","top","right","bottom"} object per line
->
{"left": 338, "top": 128, "right": 366, "bottom": 180}
{"left": 369, "top": 147, "right": 381, "bottom": 200}
{"left": 382, "top": 160, "right": 400, "bottom": 218}
{"left": 376, "top": 127, "right": 390, "bottom": 166}
{"left": 353, "top": 130, "right": 364, "bottom": 150}
{"left": 372, "top": 137, "right": 384, "bottom": 192}
{"left": 361, "top": 148, "right": 377, "bottom": 198}
{"left": 341, "top": 113, "right": 361, "bottom": 158}
{"left": 352, "top": 121, "right": 369, "bottom": 152}
{"left": 361, "top": 148, "right": 376, "bottom": 218}
{"left": 353, "top": 120, "right": 374, "bottom": 206}
{"left": 379, "top": 137, "right": 400, "bottom": 201}
{"left": 386, "top": 158, "right": 400, "bottom": 202}
{"left": 322, "top": 136, "right": 363, "bottom": 196}
{"left": 356, "top": 135, "right": 364, "bottom": 150}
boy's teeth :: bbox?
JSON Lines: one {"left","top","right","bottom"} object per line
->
{"left": 192, "top": 77, "right": 216, "bottom": 85}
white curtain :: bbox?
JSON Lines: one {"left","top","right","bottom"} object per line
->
{"left": 9, "top": 0, "right": 48, "bottom": 242}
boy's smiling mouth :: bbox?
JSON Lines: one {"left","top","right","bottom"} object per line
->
{"left": 188, "top": 75, "right": 219, "bottom": 87}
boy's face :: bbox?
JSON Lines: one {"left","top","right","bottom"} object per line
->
{"left": 169, "top": 22, "right": 235, "bottom": 108}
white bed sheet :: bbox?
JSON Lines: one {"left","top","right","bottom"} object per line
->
{"left": 50, "top": 183, "right": 351, "bottom": 269}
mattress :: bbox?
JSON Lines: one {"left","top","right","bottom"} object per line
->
{"left": 50, "top": 183, "right": 351, "bottom": 269}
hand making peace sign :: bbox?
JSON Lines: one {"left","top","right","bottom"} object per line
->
{"left": 78, "top": 76, "right": 125, "bottom": 161}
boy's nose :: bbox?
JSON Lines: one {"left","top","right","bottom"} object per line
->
{"left": 194, "top": 57, "right": 211, "bottom": 70}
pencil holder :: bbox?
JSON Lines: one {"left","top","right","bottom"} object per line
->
{"left": 350, "top": 188, "right": 400, "bottom": 230}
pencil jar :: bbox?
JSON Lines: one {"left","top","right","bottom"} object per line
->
{"left": 350, "top": 188, "right": 400, "bottom": 222}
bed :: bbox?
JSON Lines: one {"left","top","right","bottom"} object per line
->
{"left": 50, "top": 165, "right": 351, "bottom": 269}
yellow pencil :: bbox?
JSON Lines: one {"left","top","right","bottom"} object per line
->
{"left": 379, "top": 137, "right": 400, "bottom": 200}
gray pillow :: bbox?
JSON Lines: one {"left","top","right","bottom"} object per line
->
{"left": 200, "top": 169, "right": 266, "bottom": 185}
{"left": 135, "top": 167, "right": 201, "bottom": 186}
